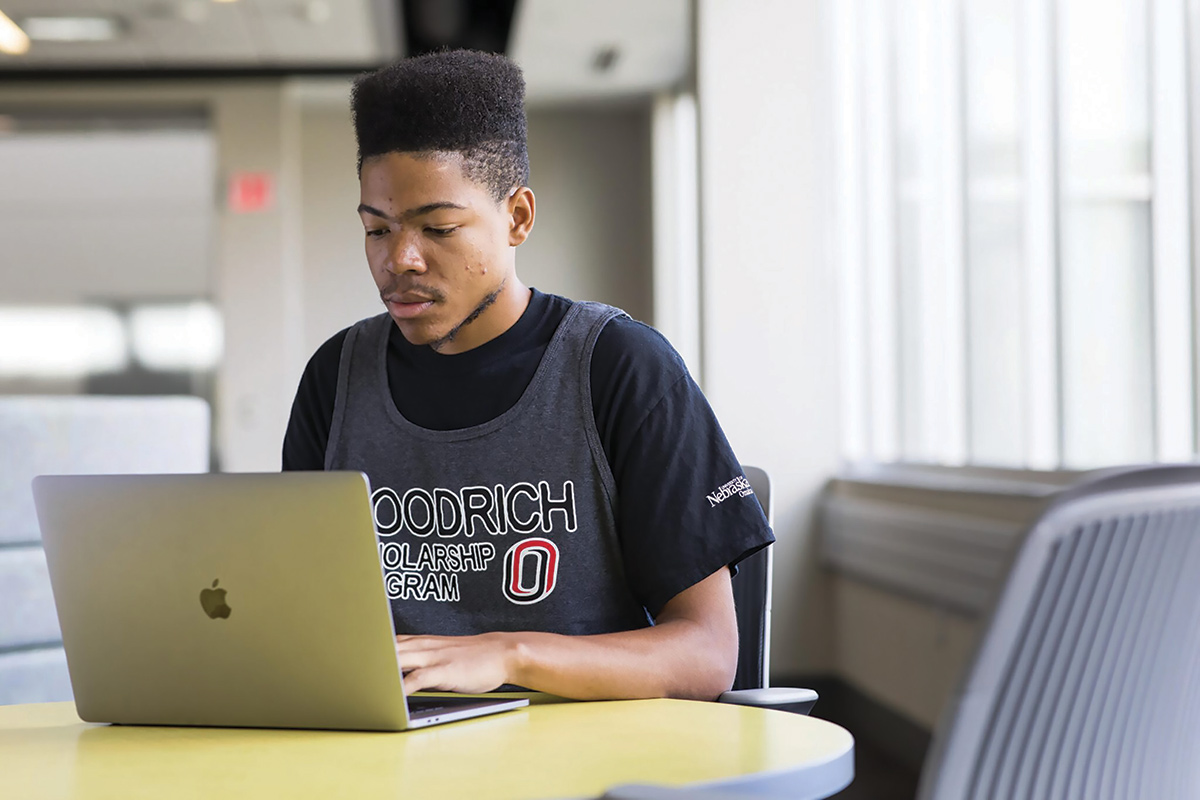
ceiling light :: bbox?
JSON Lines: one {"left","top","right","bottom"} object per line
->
{"left": 20, "top": 16, "right": 124, "bottom": 43}
{"left": 0, "top": 9, "right": 31, "bottom": 55}
{"left": 593, "top": 47, "right": 620, "bottom": 74}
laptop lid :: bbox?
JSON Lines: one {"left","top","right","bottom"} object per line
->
{"left": 32, "top": 471, "right": 415, "bottom": 731}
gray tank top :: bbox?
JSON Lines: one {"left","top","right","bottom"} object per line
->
{"left": 325, "top": 300, "right": 650, "bottom": 636}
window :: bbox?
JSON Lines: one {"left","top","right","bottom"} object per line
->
{"left": 834, "top": 0, "right": 1195, "bottom": 469}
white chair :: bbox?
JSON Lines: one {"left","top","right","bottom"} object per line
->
{"left": 918, "top": 465, "right": 1200, "bottom": 800}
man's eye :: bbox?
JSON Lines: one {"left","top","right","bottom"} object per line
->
{"left": 428, "top": 227, "right": 458, "bottom": 237}
{"left": 366, "top": 229, "right": 387, "bottom": 238}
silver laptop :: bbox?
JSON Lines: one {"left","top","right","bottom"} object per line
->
{"left": 31, "top": 471, "right": 528, "bottom": 731}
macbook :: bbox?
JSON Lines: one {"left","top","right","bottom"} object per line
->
{"left": 31, "top": 471, "right": 528, "bottom": 731}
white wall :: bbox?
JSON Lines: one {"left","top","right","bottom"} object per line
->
{"left": 523, "top": 104, "right": 654, "bottom": 322}
{"left": 696, "top": 0, "right": 840, "bottom": 676}
{"left": 0, "top": 128, "right": 214, "bottom": 303}
{"left": 291, "top": 81, "right": 382, "bottom": 360}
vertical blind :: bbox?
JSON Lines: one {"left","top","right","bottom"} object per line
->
{"left": 833, "top": 0, "right": 1194, "bottom": 470}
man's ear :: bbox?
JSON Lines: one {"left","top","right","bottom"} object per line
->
{"left": 507, "top": 186, "right": 535, "bottom": 246}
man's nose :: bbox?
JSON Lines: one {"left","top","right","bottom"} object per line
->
{"left": 387, "top": 232, "right": 426, "bottom": 274}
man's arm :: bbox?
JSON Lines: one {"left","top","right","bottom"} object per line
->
{"left": 395, "top": 566, "right": 739, "bottom": 701}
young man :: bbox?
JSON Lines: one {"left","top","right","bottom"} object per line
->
{"left": 283, "top": 50, "right": 772, "bottom": 701}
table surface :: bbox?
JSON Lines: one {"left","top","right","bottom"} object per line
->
{"left": 1, "top": 696, "right": 855, "bottom": 800}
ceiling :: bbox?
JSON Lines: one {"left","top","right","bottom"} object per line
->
{"left": 512, "top": 0, "right": 689, "bottom": 103}
{"left": 0, "top": 0, "right": 691, "bottom": 101}
{"left": 0, "top": 0, "right": 394, "bottom": 68}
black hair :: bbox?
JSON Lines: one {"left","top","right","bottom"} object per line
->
{"left": 351, "top": 49, "right": 529, "bottom": 202}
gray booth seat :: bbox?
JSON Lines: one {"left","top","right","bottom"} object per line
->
{"left": 0, "top": 547, "right": 59, "bottom": 649}
{"left": 0, "top": 396, "right": 209, "bottom": 705}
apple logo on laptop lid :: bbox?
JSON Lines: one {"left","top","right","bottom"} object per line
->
{"left": 200, "top": 579, "right": 232, "bottom": 619}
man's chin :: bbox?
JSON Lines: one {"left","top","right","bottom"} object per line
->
{"left": 390, "top": 317, "right": 443, "bottom": 346}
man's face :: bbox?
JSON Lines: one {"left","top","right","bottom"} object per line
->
{"left": 358, "top": 151, "right": 526, "bottom": 353}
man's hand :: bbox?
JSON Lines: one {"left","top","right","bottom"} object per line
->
{"left": 394, "top": 567, "right": 738, "bottom": 701}
{"left": 395, "top": 632, "right": 519, "bottom": 694}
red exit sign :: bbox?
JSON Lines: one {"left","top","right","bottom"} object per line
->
{"left": 227, "top": 172, "right": 274, "bottom": 213}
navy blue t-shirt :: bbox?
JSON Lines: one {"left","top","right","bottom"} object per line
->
{"left": 282, "top": 289, "right": 773, "bottom": 616}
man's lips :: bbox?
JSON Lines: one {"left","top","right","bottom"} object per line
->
{"left": 384, "top": 294, "right": 436, "bottom": 320}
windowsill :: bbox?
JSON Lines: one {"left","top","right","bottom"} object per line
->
{"left": 819, "top": 462, "right": 1092, "bottom": 615}
{"left": 836, "top": 461, "right": 1086, "bottom": 498}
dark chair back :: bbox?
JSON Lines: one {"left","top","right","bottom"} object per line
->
{"left": 730, "top": 465, "right": 773, "bottom": 691}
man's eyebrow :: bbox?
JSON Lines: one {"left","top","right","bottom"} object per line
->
{"left": 356, "top": 202, "right": 468, "bottom": 221}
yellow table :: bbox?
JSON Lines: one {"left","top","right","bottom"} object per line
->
{"left": 0, "top": 696, "right": 854, "bottom": 799}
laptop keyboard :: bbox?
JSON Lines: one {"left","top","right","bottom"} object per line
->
{"left": 407, "top": 696, "right": 492, "bottom": 718}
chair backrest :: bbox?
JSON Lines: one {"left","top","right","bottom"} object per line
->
{"left": 730, "top": 465, "right": 774, "bottom": 691}
{"left": 917, "top": 465, "right": 1200, "bottom": 800}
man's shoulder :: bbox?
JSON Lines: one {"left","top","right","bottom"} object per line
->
{"left": 318, "top": 325, "right": 352, "bottom": 356}
{"left": 594, "top": 313, "right": 688, "bottom": 380}
{"left": 588, "top": 312, "right": 693, "bottom": 444}
{"left": 536, "top": 291, "right": 682, "bottom": 375}
{"left": 304, "top": 326, "right": 351, "bottom": 377}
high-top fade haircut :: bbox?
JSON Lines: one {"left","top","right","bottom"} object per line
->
{"left": 351, "top": 49, "right": 529, "bottom": 203}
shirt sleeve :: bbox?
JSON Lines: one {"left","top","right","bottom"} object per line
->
{"left": 282, "top": 328, "right": 349, "bottom": 471}
{"left": 590, "top": 318, "right": 775, "bottom": 618}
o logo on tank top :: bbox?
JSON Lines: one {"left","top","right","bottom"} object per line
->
{"left": 502, "top": 538, "right": 559, "bottom": 605}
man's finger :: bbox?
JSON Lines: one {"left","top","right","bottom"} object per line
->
{"left": 402, "top": 667, "right": 450, "bottom": 695}
{"left": 402, "top": 667, "right": 427, "bottom": 694}
{"left": 396, "top": 647, "right": 439, "bottom": 672}
{"left": 395, "top": 635, "right": 447, "bottom": 651}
